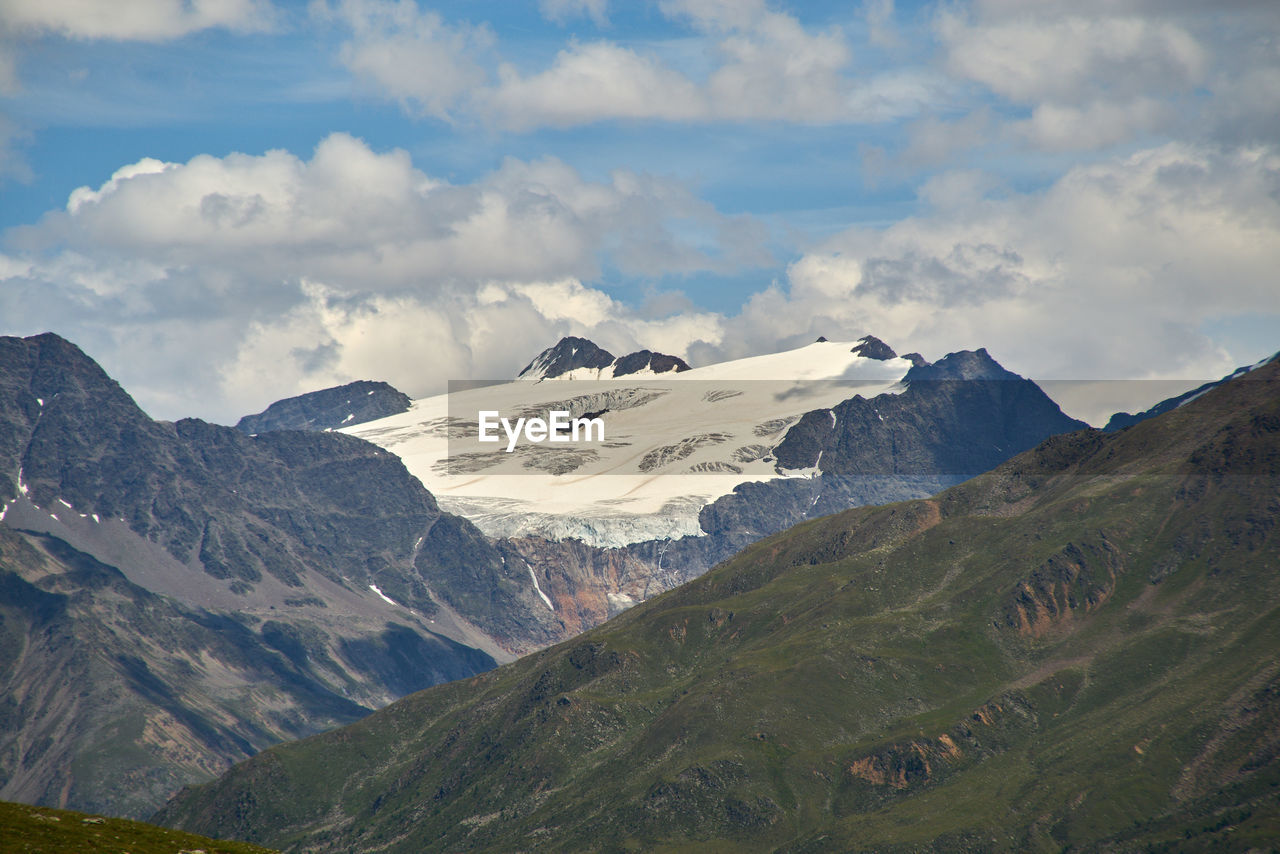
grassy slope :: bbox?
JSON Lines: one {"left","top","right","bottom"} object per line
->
{"left": 0, "top": 799, "right": 276, "bottom": 853}
{"left": 158, "top": 365, "right": 1280, "bottom": 853}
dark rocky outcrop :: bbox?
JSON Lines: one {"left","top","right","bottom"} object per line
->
{"left": 612, "top": 350, "right": 691, "bottom": 377}
{"left": 685, "top": 349, "right": 1086, "bottom": 556}
{"left": 235, "top": 380, "right": 411, "bottom": 434}
{"left": 518, "top": 336, "right": 616, "bottom": 379}
{"left": 772, "top": 348, "right": 1087, "bottom": 476}
{"left": 518, "top": 336, "right": 691, "bottom": 379}
{"left": 850, "top": 334, "right": 897, "bottom": 361}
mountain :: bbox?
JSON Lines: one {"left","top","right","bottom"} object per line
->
{"left": 849, "top": 333, "right": 898, "bottom": 361}
{"left": 771, "top": 348, "right": 1087, "bottom": 476}
{"left": 1104, "top": 351, "right": 1280, "bottom": 431}
{"left": 0, "top": 334, "right": 568, "bottom": 818}
{"left": 516, "top": 335, "right": 690, "bottom": 380}
{"left": 348, "top": 338, "right": 920, "bottom": 548}
{"left": 341, "top": 340, "right": 1090, "bottom": 662}
{"left": 0, "top": 798, "right": 276, "bottom": 854}
{"left": 235, "top": 380, "right": 411, "bottom": 434}
{"left": 345, "top": 342, "right": 1086, "bottom": 631}
{"left": 157, "top": 352, "right": 1280, "bottom": 851}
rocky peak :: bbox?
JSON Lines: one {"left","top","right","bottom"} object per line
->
{"left": 850, "top": 335, "right": 898, "bottom": 361}
{"left": 235, "top": 380, "right": 412, "bottom": 434}
{"left": 903, "top": 347, "right": 1018, "bottom": 383}
{"left": 612, "top": 350, "right": 691, "bottom": 377}
{"left": 518, "top": 336, "right": 616, "bottom": 379}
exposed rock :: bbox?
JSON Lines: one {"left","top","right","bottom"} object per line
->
{"left": 235, "top": 381, "right": 411, "bottom": 434}
{"left": 518, "top": 336, "right": 615, "bottom": 379}
{"left": 612, "top": 350, "right": 691, "bottom": 377}
{"left": 850, "top": 335, "right": 897, "bottom": 361}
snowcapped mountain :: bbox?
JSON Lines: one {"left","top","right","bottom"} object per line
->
{"left": 517, "top": 336, "right": 692, "bottom": 380}
{"left": 348, "top": 338, "right": 918, "bottom": 548}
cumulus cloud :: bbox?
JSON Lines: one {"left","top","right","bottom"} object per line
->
{"left": 709, "top": 143, "right": 1280, "bottom": 421}
{"left": 313, "top": 0, "right": 490, "bottom": 120}
{"left": 0, "top": 134, "right": 764, "bottom": 421}
{"left": 935, "top": 0, "right": 1280, "bottom": 152}
{"left": 321, "top": 0, "right": 945, "bottom": 127}
{"left": 0, "top": 0, "right": 274, "bottom": 40}
{"left": 485, "top": 41, "right": 705, "bottom": 129}
{"left": 2, "top": 137, "right": 1275, "bottom": 426}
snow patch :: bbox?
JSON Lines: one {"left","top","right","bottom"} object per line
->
{"left": 368, "top": 583, "right": 400, "bottom": 607}
{"left": 524, "top": 561, "right": 555, "bottom": 611}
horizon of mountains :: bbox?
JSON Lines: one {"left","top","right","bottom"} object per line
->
{"left": 0, "top": 329, "right": 1274, "bottom": 837}
{"left": 157, "top": 344, "right": 1280, "bottom": 852}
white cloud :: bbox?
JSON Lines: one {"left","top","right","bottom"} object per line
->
{"left": 321, "top": 0, "right": 944, "bottom": 127}
{"left": 313, "top": 0, "right": 490, "bottom": 120}
{"left": 934, "top": 1, "right": 1280, "bottom": 153}
{"left": 0, "top": 0, "right": 274, "bottom": 40}
{"left": 864, "top": 0, "right": 900, "bottom": 49}
{"left": 539, "top": 0, "right": 609, "bottom": 27}
{"left": 939, "top": 13, "right": 1207, "bottom": 105}
{"left": 713, "top": 143, "right": 1280, "bottom": 415}
{"left": 0, "top": 134, "right": 766, "bottom": 421}
{"left": 486, "top": 41, "right": 705, "bottom": 130}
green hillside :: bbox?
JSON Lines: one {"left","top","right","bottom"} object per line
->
{"left": 157, "top": 362, "right": 1280, "bottom": 852}
{"left": 0, "top": 799, "right": 275, "bottom": 853}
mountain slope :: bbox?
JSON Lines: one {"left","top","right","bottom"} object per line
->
{"left": 0, "top": 334, "right": 566, "bottom": 818}
{"left": 157, "top": 354, "right": 1280, "bottom": 852}
{"left": 235, "top": 380, "right": 411, "bottom": 434}
{"left": 0, "top": 798, "right": 276, "bottom": 854}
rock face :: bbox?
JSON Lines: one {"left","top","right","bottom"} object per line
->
{"left": 157, "top": 355, "right": 1280, "bottom": 854}
{"left": 611, "top": 350, "right": 691, "bottom": 377}
{"left": 517, "top": 336, "right": 616, "bottom": 379}
{"left": 235, "top": 380, "right": 411, "bottom": 434}
{"left": 772, "top": 348, "right": 1087, "bottom": 475}
{"left": 0, "top": 333, "right": 564, "bottom": 818}
{"left": 690, "top": 348, "right": 1087, "bottom": 559}
{"left": 849, "top": 334, "right": 897, "bottom": 361}
{"left": 517, "top": 336, "right": 690, "bottom": 380}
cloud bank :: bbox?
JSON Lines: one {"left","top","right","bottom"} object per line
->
{"left": 2, "top": 134, "right": 1276, "bottom": 424}
{"left": 0, "top": 133, "right": 754, "bottom": 420}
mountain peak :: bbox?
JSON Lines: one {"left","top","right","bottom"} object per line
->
{"left": 904, "top": 347, "right": 1018, "bottom": 382}
{"left": 517, "top": 337, "right": 691, "bottom": 380}
{"left": 850, "top": 334, "right": 898, "bottom": 361}
{"left": 518, "top": 336, "right": 615, "bottom": 380}
{"left": 612, "top": 350, "right": 691, "bottom": 377}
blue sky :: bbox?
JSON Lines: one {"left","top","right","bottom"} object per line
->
{"left": 1, "top": 0, "right": 1278, "bottom": 423}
